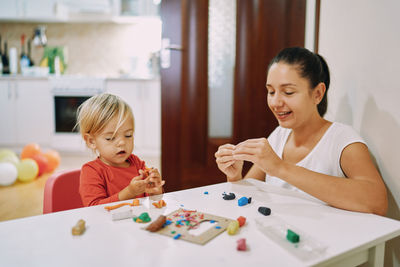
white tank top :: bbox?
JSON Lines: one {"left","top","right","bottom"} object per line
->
{"left": 266, "top": 122, "right": 366, "bottom": 192}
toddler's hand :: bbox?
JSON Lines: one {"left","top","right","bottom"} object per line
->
{"left": 128, "top": 174, "right": 149, "bottom": 196}
{"left": 142, "top": 168, "right": 165, "bottom": 195}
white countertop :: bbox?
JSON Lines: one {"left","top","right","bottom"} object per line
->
{"left": 0, "top": 178, "right": 399, "bottom": 267}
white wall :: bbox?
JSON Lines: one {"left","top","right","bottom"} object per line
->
{"left": 318, "top": 0, "right": 400, "bottom": 266}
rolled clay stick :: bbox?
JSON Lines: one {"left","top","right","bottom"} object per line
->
{"left": 146, "top": 215, "right": 167, "bottom": 232}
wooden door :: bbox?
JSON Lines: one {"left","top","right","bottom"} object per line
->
{"left": 161, "top": 0, "right": 306, "bottom": 192}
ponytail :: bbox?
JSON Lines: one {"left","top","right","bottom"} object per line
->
{"left": 315, "top": 54, "right": 330, "bottom": 116}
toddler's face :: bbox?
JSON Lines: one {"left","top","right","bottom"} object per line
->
{"left": 93, "top": 115, "right": 134, "bottom": 167}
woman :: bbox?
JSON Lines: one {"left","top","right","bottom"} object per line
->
{"left": 215, "top": 47, "right": 387, "bottom": 215}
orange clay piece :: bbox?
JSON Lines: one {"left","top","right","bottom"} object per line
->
{"left": 104, "top": 203, "right": 130, "bottom": 211}
{"left": 237, "top": 216, "right": 246, "bottom": 227}
{"left": 144, "top": 167, "right": 156, "bottom": 186}
{"left": 132, "top": 198, "right": 140, "bottom": 206}
{"left": 104, "top": 199, "right": 140, "bottom": 211}
{"left": 143, "top": 167, "right": 152, "bottom": 178}
{"left": 152, "top": 199, "right": 166, "bottom": 208}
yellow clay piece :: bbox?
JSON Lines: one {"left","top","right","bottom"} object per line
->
{"left": 227, "top": 220, "right": 239, "bottom": 235}
{"left": 72, "top": 219, "right": 86, "bottom": 236}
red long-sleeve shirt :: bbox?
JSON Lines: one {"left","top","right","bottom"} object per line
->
{"left": 79, "top": 154, "right": 146, "bottom": 206}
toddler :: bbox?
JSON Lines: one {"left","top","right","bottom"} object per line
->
{"left": 76, "top": 93, "right": 165, "bottom": 206}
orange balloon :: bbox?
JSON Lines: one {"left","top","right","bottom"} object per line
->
{"left": 42, "top": 150, "right": 60, "bottom": 173}
{"left": 21, "top": 143, "right": 41, "bottom": 159}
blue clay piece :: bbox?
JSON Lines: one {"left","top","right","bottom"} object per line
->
{"left": 174, "top": 234, "right": 182, "bottom": 240}
{"left": 238, "top": 197, "right": 248, "bottom": 206}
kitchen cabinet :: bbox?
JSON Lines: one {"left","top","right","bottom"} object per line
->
{"left": 0, "top": 0, "right": 66, "bottom": 22}
{"left": 0, "top": 1, "right": 19, "bottom": 19}
{"left": 119, "top": 0, "right": 159, "bottom": 17}
{"left": 0, "top": 0, "right": 159, "bottom": 23}
{"left": 106, "top": 79, "right": 160, "bottom": 158}
{"left": 0, "top": 78, "right": 53, "bottom": 148}
{"left": 24, "top": 0, "right": 64, "bottom": 21}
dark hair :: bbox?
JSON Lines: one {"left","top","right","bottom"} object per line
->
{"left": 268, "top": 47, "right": 330, "bottom": 117}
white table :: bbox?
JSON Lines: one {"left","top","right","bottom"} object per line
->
{"left": 1, "top": 178, "right": 399, "bottom": 267}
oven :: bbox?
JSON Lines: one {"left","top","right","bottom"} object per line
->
{"left": 50, "top": 77, "right": 105, "bottom": 152}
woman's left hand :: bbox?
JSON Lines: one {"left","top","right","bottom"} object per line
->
{"left": 232, "top": 138, "right": 282, "bottom": 176}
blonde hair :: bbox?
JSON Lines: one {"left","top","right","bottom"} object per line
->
{"left": 75, "top": 93, "right": 134, "bottom": 139}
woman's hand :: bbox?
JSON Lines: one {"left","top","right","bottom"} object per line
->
{"left": 215, "top": 144, "right": 244, "bottom": 181}
{"left": 232, "top": 138, "right": 282, "bottom": 177}
{"left": 143, "top": 168, "right": 165, "bottom": 195}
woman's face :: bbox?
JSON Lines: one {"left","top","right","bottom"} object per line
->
{"left": 266, "top": 62, "right": 321, "bottom": 129}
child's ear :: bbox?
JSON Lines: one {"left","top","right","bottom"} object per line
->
{"left": 84, "top": 134, "right": 97, "bottom": 150}
{"left": 313, "top": 82, "right": 326, "bottom": 105}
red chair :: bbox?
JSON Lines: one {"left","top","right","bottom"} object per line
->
{"left": 43, "top": 169, "right": 83, "bottom": 214}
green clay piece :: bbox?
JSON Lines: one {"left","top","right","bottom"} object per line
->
{"left": 171, "top": 231, "right": 176, "bottom": 234}
{"left": 286, "top": 229, "right": 300, "bottom": 243}
{"left": 134, "top": 212, "right": 151, "bottom": 223}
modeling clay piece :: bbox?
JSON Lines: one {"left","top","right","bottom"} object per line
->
{"left": 132, "top": 199, "right": 140, "bottom": 206}
{"left": 258, "top": 206, "right": 271, "bottom": 216}
{"left": 222, "top": 192, "right": 236, "bottom": 200}
{"left": 238, "top": 197, "right": 249, "bottom": 206}
{"left": 204, "top": 191, "right": 209, "bottom": 194}
{"left": 104, "top": 202, "right": 130, "bottom": 211}
{"left": 146, "top": 215, "right": 167, "bottom": 232}
{"left": 104, "top": 199, "right": 140, "bottom": 211}
{"left": 112, "top": 210, "right": 135, "bottom": 221}
{"left": 152, "top": 199, "right": 167, "bottom": 208}
{"left": 236, "top": 238, "right": 247, "bottom": 251}
{"left": 286, "top": 229, "right": 300, "bottom": 243}
{"left": 143, "top": 167, "right": 151, "bottom": 177}
{"left": 71, "top": 219, "right": 86, "bottom": 236}
{"left": 174, "top": 233, "right": 182, "bottom": 240}
{"left": 247, "top": 197, "right": 252, "bottom": 204}
{"left": 133, "top": 212, "right": 151, "bottom": 223}
{"left": 143, "top": 167, "right": 156, "bottom": 186}
{"left": 227, "top": 220, "right": 240, "bottom": 235}
{"left": 237, "top": 216, "right": 246, "bottom": 227}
